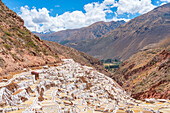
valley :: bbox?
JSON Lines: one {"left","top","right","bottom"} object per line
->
{"left": 0, "top": 0, "right": 170, "bottom": 112}
{"left": 101, "top": 59, "right": 122, "bottom": 73}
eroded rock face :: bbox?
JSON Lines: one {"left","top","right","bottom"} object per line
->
{"left": 0, "top": 57, "right": 5, "bottom": 68}
{"left": 113, "top": 46, "right": 170, "bottom": 100}
{"left": 0, "top": 0, "right": 108, "bottom": 81}
{"left": 0, "top": 59, "right": 169, "bottom": 113}
{"left": 0, "top": 0, "right": 62, "bottom": 77}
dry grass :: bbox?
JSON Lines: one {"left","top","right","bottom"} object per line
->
{"left": 31, "top": 66, "right": 43, "bottom": 70}
{"left": 158, "top": 37, "right": 170, "bottom": 48}
{"left": 12, "top": 89, "right": 24, "bottom": 95}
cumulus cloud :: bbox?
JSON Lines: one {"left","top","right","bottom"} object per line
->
{"left": 19, "top": 0, "right": 162, "bottom": 33}
{"left": 160, "top": 0, "right": 170, "bottom": 2}
{"left": 117, "top": 0, "right": 156, "bottom": 14}
{"left": 112, "top": 17, "right": 130, "bottom": 22}
{"left": 19, "top": 1, "right": 116, "bottom": 33}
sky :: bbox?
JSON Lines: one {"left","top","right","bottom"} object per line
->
{"left": 2, "top": 0, "right": 170, "bottom": 33}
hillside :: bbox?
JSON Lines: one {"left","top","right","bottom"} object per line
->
{"left": 44, "top": 40, "right": 109, "bottom": 76}
{"left": 70, "top": 3, "right": 170, "bottom": 60}
{"left": 0, "top": 0, "right": 107, "bottom": 78}
{"left": 35, "top": 20, "right": 125, "bottom": 45}
{"left": 0, "top": 0, "right": 61, "bottom": 76}
{"left": 0, "top": 1, "right": 170, "bottom": 112}
{"left": 113, "top": 37, "right": 170, "bottom": 99}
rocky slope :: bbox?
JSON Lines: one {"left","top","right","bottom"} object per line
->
{"left": 0, "top": 0, "right": 106, "bottom": 79}
{"left": 44, "top": 41, "right": 109, "bottom": 76}
{"left": 113, "top": 37, "right": 170, "bottom": 99}
{"left": 0, "top": 0, "right": 60, "bottom": 76}
{"left": 35, "top": 20, "right": 125, "bottom": 45}
{"left": 70, "top": 3, "right": 170, "bottom": 60}
{"left": 0, "top": 59, "right": 169, "bottom": 113}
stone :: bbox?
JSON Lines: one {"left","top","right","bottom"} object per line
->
{"left": 145, "top": 98, "right": 156, "bottom": 103}
{"left": 157, "top": 99, "right": 167, "bottom": 103}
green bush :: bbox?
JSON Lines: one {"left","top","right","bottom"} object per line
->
{"left": 105, "top": 65, "right": 119, "bottom": 69}
{"left": 5, "top": 32, "right": 12, "bottom": 37}
{"left": 42, "top": 48, "right": 48, "bottom": 55}
{"left": 3, "top": 44, "right": 12, "bottom": 50}
{"left": 26, "top": 40, "right": 36, "bottom": 47}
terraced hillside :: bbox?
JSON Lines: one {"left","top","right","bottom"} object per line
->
{"left": 0, "top": 59, "right": 169, "bottom": 113}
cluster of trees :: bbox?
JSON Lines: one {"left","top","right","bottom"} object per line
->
{"left": 100, "top": 59, "right": 121, "bottom": 63}
{"left": 105, "top": 65, "right": 119, "bottom": 69}
{"left": 100, "top": 59, "right": 122, "bottom": 73}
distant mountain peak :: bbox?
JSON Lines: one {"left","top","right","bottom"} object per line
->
{"left": 32, "top": 30, "right": 55, "bottom": 34}
{"left": 36, "top": 20, "right": 126, "bottom": 45}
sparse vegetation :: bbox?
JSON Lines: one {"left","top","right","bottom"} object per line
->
{"left": 26, "top": 40, "right": 36, "bottom": 48}
{"left": 3, "top": 44, "right": 12, "bottom": 50}
{"left": 10, "top": 52, "right": 20, "bottom": 61}
{"left": 0, "top": 0, "right": 63, "bottom": 76}
{"left": 5, "top": 31, "right": 12, "bottom": 36}
{"left": 113, "top": 43, "right": 170, "bottom": 99}
{"left": 42, "top": 48, "right": 48, "bottom": 55}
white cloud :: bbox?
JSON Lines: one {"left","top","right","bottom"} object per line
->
{"left": 19, "top": 0, "right": 117, "bottom": 33}
{"left": 112, "top": 17, "right": 130, "bottom": 22}
{"left": 160, "top": 0, "right": 170, "bottom": 2}
{"left": 117, "top": 0, "right": 156, "bottom": 14}
{"left": 19, "top": 0, "right": 163, "bottom": 33}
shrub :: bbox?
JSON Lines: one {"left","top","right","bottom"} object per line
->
{"left": 26, "top": 40, "right": 36, "bottom": 48}
{"left": 5, "top": 32, "right": 12, "bottom": 37}
{"left": 3, "top": 44, "right": 12, "bottom": 50}
{"left": 42, "top": 48, "right": 48, "bottom": 55}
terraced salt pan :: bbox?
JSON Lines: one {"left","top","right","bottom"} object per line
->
{"left": 0, "top": 59, "right": 169, "bottom": 113}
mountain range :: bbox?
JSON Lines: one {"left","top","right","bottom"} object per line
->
{"left": 35, "top": 20, "right": 125, "bottom": 45}
{"left": 39, "top": 3, "right": 170, "bottom": 61}
{"left": 74, "top": 3, "right": 170, "bottom": 60}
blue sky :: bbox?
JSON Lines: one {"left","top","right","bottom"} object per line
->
{"left": 2, "top": 0, "right": 169, "bottom": 33}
